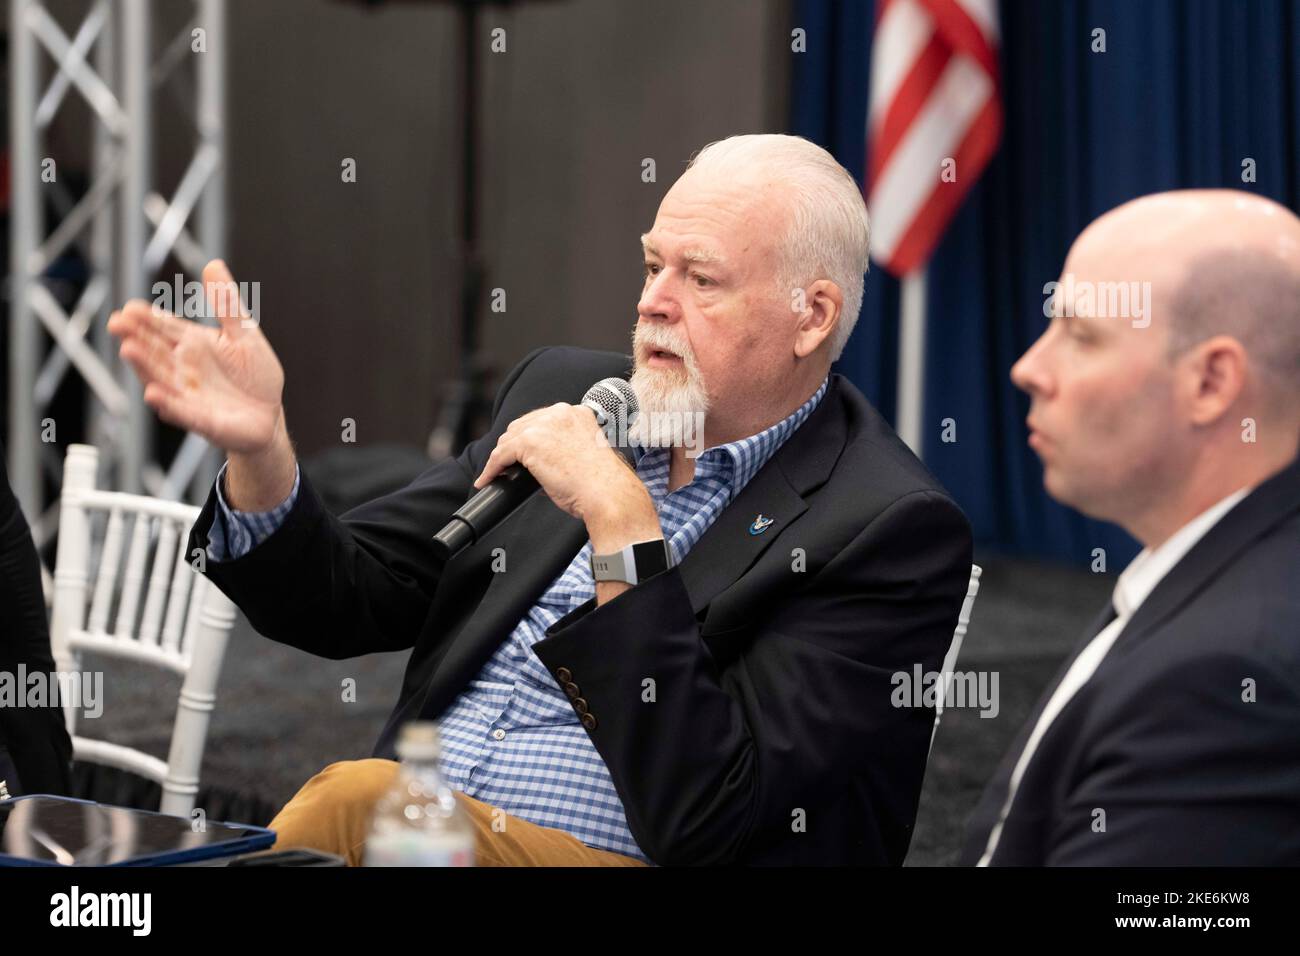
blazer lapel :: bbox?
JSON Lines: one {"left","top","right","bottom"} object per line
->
{"left": 677, "top": 376, "right": 849, "bottom": 616}
{"left": 1110, "top": 454, "right": 1300, "bottom": 659}
{"left": 424, "top": 491, "right": 587, "bottom": 708}
{"left": 476, "top": 492, "right": 588, "bottom": 626}
{"left": 676, "top": 460, "right": 807, "bottom": 615}
{"left": 425, "top": 375, "right": 851, "bottom": 700}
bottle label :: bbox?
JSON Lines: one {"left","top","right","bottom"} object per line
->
{"left": 364, "top": 832, "right": 474, "bottom": 867}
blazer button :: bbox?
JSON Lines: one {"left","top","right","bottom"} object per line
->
{"left": 563, "top": 682, "right": 581, "bottom": 700}
{"left": 572, "top": 697, "right": 589, "bottom": 715}
{"left": 555, "top": 667, "right": 573, "bottom": 684}
{"left": 580, "top": 712, "right": 598, "bottom": 731}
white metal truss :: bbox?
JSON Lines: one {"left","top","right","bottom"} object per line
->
{"left": 8, "top": 0, "right": 227, "bottom": 548}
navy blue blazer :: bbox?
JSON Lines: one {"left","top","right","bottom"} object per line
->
{"left": 189, "top": 346, "right": 973, "bottom": 865}
{"left": 963, "top": 454, "right": 1300, "bottom": 865}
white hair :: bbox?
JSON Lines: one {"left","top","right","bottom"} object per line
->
{"left": 685, "top": 134, "right": 871, "bottom": 361}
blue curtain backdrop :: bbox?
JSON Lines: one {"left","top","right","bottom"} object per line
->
{"left": 790, "top": 0, "right": 1300, "bottom": 566}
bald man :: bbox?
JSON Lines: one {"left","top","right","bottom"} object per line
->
{"left": 962, "top": 189, "right": 1300, "bottom": 866}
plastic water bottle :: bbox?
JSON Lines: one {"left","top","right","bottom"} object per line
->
{"left": 363, "top": 722, "right": 475, "bottom": 866}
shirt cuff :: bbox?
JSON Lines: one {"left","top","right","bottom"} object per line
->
{"left": 207, "top": 461, "right": 301, "bottom": 561}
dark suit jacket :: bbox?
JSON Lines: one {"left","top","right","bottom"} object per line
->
{"left": 0, "top": 437, "right": 73, "bottom": 797}
{"left": 189, "top": 346, "right": 973, "bottom": 865}
{"left": 962, "top": 454, "right": 1300, "bottom": 865}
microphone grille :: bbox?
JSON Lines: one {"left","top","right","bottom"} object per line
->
{"left": 582, "top": 377, "right": 639, "bottom": 421}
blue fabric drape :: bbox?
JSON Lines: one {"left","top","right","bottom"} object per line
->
{"left": 790, "top": 0, "right": 1300, "bottom": 565}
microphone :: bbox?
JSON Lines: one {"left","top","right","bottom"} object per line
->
{"left": 431, "top": 377, "right": 639, "bottom": 560}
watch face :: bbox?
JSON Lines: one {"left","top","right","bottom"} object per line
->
{"left": 590, "top": 539, "right": 670, "bottom": 584}
{"left": 631, "top": 540, "right": 671, "bottom": 579}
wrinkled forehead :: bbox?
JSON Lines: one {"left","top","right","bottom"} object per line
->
{"left": 644, "top": 169, "right": 794, "bottom": 265}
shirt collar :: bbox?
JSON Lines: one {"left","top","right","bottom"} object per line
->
{"left": 1113, "top": 484, "right": 1253, "bottom": 619}
{"left": 632, "top": 377, "right": 829, "bottom": 494}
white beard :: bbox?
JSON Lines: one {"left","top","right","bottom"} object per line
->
{"left": 627, "top": 359, "right": 710, "bottom": 450}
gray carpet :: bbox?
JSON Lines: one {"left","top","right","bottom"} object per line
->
{"left": 74, "top": 551, "right": 1113, "bottom": 865}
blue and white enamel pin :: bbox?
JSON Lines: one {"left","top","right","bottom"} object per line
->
{"left": 748, "top": 514, "right": 775, "bottom": 535}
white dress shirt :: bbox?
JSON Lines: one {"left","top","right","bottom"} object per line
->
{"left": 976, "top": 485, "right": 1253, "bottom": 866}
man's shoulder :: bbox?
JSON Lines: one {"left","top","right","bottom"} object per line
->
{"left": 1144, "top": 508, "right": 1300, "bottom": 672}
{"left": 1084, "top": 506, "right": 1300, "bottom": 731}
{"left": 817, "top": 375, "right": 967, "bottom": 516}
{"left": 493, "top": 346, "right": 632, "bottom": 422}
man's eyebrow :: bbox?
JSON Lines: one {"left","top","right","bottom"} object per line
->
{"left": 682, "top": 247, "right": 724, "bottom": 265}
{"left": 639, "top": 233, "right": 725, "bottom": 265}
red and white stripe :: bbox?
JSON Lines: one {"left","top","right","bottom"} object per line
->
{"left": 866, "top": 0, "right": 1002, "bottom": 276}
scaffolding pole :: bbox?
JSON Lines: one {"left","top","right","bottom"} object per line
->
{"left": 9, "top": 0, "right": 42, "bottom": 514}
{"left": 6, "top": 0, "right": 228, "bottom": 544}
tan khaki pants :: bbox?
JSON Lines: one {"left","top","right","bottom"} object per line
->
{"left": 267, "top": 758, "right": 648, "bottom": 867}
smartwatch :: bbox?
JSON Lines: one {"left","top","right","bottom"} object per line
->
{"left": 590, "top": 539, "right": 673, "bottom": 585}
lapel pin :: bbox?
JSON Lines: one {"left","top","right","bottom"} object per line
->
{"left": 749, "top": 514, "right": 774, "bottom": 535}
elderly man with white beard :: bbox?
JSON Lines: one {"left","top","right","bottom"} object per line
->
{"left": 107, "top": 134, "right": 972, "bottom": 867}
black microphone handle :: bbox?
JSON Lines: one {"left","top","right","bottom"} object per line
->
{"left": 431, "top": 463, "right": 540, "bottom": 560}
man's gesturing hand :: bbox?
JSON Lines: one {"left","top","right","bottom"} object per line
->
{"left": 107, "top": 260, "right": 284, "bottom": 455}
{"left": 473, "top": 403, "right": 663, "bottom": 558}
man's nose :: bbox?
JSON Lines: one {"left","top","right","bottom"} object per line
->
{"left": 1011, "top": 334, "right": 1052, "bottom": 398}
{"left": 637, "top": 270, "right": 680, "bottom": 323}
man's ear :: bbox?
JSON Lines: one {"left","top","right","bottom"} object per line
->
{"left": 1183, "top": 335, "right": 1248, "bottom": 426}
{"left": 793, "top": 279, "right": 842, "bottom": 359}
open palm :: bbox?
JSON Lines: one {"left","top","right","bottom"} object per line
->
{"left": 108, "top": 260, "right": 285, "bottom": 454}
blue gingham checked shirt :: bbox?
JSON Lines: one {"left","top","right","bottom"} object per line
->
{"left": 207, "top": 377, "right": 827, "bottom": 860}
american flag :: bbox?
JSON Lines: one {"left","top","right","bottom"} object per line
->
{"left": 867, "top": 0, "right": 1002, "bottom": 276}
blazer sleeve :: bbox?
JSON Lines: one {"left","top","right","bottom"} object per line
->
{"left": 1047, "top": 651, "right": 1300, "bottom": 865}
{"left": 532, "top": 488, "right": 972, "bottom": 866}
{"left": 186, "top": 346, "right": 550, "bottom": 660}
